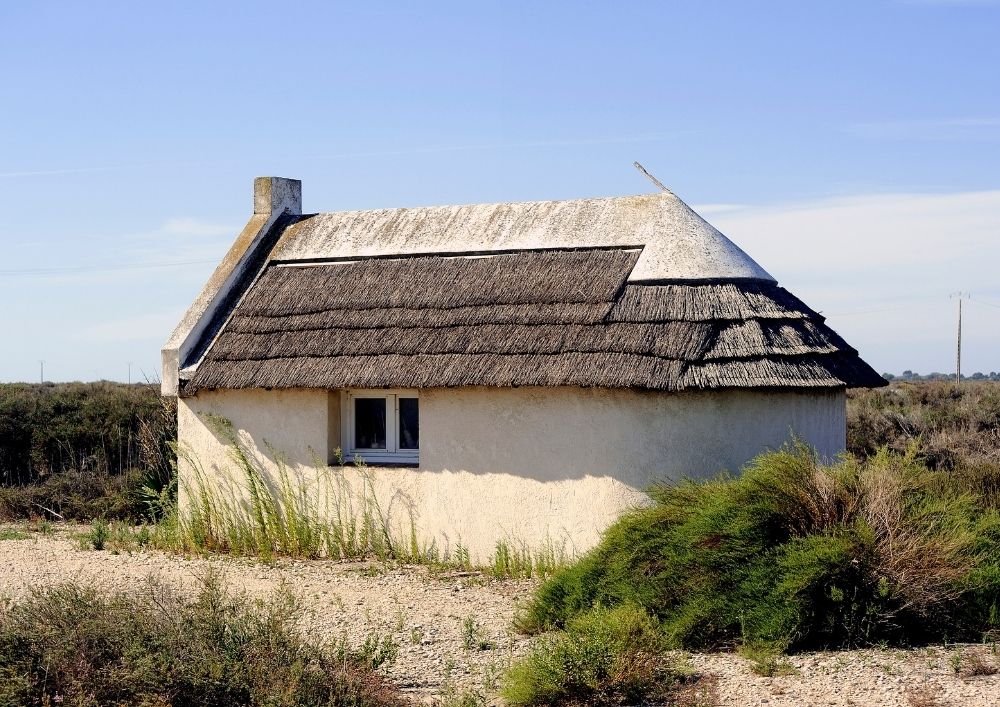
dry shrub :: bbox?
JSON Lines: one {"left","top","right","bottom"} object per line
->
{"left": 857, "top": 449, "right": 982, "bottom": 618}
{"left": 0, "top": 570, "right": 406, "bottom": 707}
{"left": 959, "top": 650, "right": 999, "bottom": 678}
{"left": 906, "top": 685, "right": 944, "bottom": 707}
{"left": 848, "top": 381, "right": 1000, "bottom": 471}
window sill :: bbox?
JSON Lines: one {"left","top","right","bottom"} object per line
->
{"left": 334, "top": 461, "right": 420, "bottom": 469}
{"left": 337, "top": 451, "right": 419, "bottom": 467}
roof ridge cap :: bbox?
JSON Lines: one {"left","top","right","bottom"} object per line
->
{"left": 303, "top": 191, "right": 667, "bottom": 217}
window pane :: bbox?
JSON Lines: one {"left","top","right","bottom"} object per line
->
{"left": 354, "top": 398, "right": 386, "bottom": 449}
{"left": 399, "top": 398, "right": 419, "bottom": 450}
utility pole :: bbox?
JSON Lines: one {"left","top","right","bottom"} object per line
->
{"left": 951, "top": 292, "right": 970, "bottom": 384}
{"left": 39, "top": 360, "right": 44, "bottom": 383}
{"left": 127, "top": 362, "right": 132, "bottom": 385}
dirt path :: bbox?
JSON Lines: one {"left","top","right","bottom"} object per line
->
{"left": 1, "top": 528, "right": 998, "bottom": 705}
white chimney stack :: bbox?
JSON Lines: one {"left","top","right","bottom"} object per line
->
{"left": 254, "top": 176, "right": 302, "bottom": 216}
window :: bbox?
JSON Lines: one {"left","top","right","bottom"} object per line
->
{"left": 342, "top": 390, "right": 419, "bottom": 464}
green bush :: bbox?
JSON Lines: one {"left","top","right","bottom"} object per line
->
{"left": 518, "top": 446, "right": 1000, "bottom": 651}
{"left": 0, "top": 572, "right": 405, "bottom": 707}
{"left": 0, "top": 382, "right": 175, "bottom": 485}
{"left": 0, "top": 468, "right": 150, "bottom": 521}
{"left": 0, "top": 382, "right": 176, "bottom": 522}
{"left": 502, "top": 604, "right": 683, "bottom": 707}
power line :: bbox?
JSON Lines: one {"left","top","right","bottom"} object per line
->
{"left": 824, "top": 304, "right": 919, "bottom": 318}
{"left": 0, "top": 258, "right": 218, "bottom": 277}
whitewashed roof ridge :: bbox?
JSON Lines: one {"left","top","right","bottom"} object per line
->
{"left": 273, "top": 190, "right": 775, "bottom": 283}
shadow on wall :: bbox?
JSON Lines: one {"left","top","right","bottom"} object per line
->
{"left": 175, "top": 414, "right": 570, "bottom": 572}
{"left": 417, "top": 386, "right": 846, "bottom": 484}
{"left": 183, "top": 386, "right": 845, "bottom": 486}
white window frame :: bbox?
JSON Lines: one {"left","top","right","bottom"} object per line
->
{"left": 341, "top": 389, "right": 419, "bottom": 465}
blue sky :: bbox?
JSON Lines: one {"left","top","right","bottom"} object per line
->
{"left": 1, "top": 0, "right": 998, "bottom": 382}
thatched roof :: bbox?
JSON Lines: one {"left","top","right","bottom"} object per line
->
{"left": 183, "top": 247, "right": 885, "bottom": 395}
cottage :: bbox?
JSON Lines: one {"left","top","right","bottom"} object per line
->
{"left": 163, "top": 176, "right": 885, "bottom": 559}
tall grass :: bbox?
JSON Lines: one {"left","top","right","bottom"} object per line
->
{"left": 153, "top": 413, "right": 567, "bottom": 576}
{"left": 518, "top": 445, "right": 1000, "bottom": 651}
{"left": 490, "top": 537, "right": 567, "bottom": 579}
{"left": 155, "top": 414, "right": 420, "bottom": 562}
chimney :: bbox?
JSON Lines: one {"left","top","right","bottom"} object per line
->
{"left": 254, "top": 176, "right": 302, "bottom": 216}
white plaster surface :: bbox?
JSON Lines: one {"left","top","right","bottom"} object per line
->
{"left": 273, "top": 191, "right": 775, "bottom": 283}
{"left": 179, "top": 386, "right": 845, "bottom": 562}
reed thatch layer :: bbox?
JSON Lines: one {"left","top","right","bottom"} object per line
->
{"left": 184, "top": 248, "right": 885, "bottom": 395}
{"left": 682, "top": 354, "right": 885, "bottom": 389}
{"left": 608, "top": 283, "right": 816, "bottom": 322}
{"left": 188, "top": 353, "right": 686, "bottom": 391}
{"left": 704, "top": 319, "right": 850, "bottom": 360}
{"left": 225, "top": 301, "right": 613, "bottom": 333}
{"left": 240, "top": 248, "right": 639, "bottom": 316}
{"left": 210, "top": 322, "right": 714, "bottom": 361}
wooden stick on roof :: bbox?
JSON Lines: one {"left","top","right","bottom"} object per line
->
{"left": 633, "top": 162, "right": 675, "bottom": 196}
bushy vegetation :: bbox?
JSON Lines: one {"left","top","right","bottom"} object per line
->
{"left": 0, "top": 571, "right": 405, "bottom": 707}
{"left": 503, "top": 604, "right": 699, "bottom": 707}
{"left": 848, "top": 381, "right": 1000, "bottom": 472}
{"left": 0, "top": 382, "right": 175, "bottom": 521}
{"left": 0, "top": 468, "right": 151, "bottom": 522}
{"left": 517, "top": 445, "right": 1000, "bottom": 652}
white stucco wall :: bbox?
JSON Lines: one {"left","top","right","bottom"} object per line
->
{"left": 177, "top": 389, "right": 330, "bottom": 512}
{"left": 178, "top": 386, "right": 845, "bottom": 562}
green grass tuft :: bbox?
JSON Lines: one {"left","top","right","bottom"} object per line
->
{"left": 502, "top": 604, "right": 691, "bottom": 707}
{"left": 0, "top": 527, "right": 29, "bottom": 541}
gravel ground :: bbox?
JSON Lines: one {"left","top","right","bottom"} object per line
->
{"left": 1, "top": 527, "right": 999, "bottom": 705}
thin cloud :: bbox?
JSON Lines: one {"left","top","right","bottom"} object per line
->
{"left": 691, "top": 203, "right": 748, "bottom": 216}
{"left": 0, "top": 133, "right": 686, "bottom": 180}
{"left": 162, "top": 218, "right": 238, "bottom": 238}
{"left": 80, "top": 308, "right": 187, "bottom": 343}
{"left": 844, "top": 118, "right": 1000, "bottom": 141}
{"left": 0, "top": 217, "right": 234, "bottom": 285}
{"left": 0, "top": 166, "right": 119, "bottom": 179}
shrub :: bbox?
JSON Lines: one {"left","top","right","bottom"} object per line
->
{"left": 87, "top": 517, "right": 109, "bottom": 550}
{"left": 848, "top": 381, "right": 1000, "bottom": 471}
{"left": 0, "top": 468, "right": 151, "bottom": 522}
{"left": 518, "top": 446, "right": 1000, "bottom": 651}
{"left": 0, "top": 382, "right": 175, "bottom": 485}
{"left": 0, "top": 571, "right": 406, "bottom": 707}
{"left": 502, "top": 604, "right": 686, "bottom": 707}
{"left": 0, "top": 382, "right": 176, "bottom": 522}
